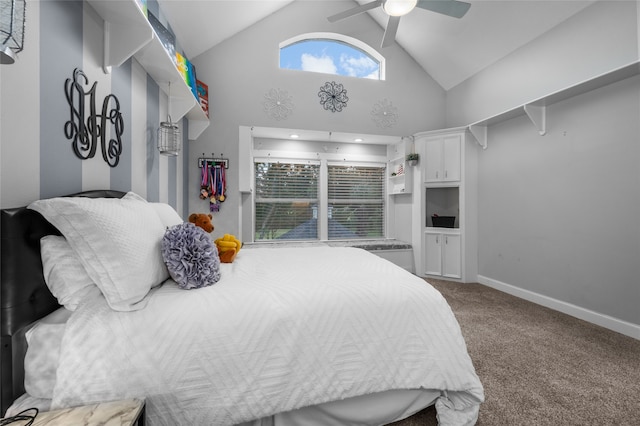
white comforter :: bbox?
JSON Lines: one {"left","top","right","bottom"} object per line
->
{"left": 51, "top": 247, "right": 484, "bottom": 425}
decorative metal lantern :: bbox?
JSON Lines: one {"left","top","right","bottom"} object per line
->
{"left": 158, "top": 115, "right": 180, "bottom": 156}
{"left": 1, "top": 0, "right": 26, "bottom": 64}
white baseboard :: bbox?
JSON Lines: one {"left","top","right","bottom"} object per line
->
{"left": 477, "top": 275, "right": 640, "bottom": 340}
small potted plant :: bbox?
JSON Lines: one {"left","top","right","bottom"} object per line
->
{"left": 406, "top": 152, "right": 419, "bottom": 166}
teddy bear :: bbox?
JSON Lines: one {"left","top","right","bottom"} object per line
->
{"left": 188, "top": 213, "right": 214, "bottom": 233}
{"left": 214, "top": 234, "right": 242, "bottom": 263}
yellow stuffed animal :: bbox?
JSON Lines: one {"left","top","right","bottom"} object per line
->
{"left": 214, "top": 234, "right": 242, "bottom": 263}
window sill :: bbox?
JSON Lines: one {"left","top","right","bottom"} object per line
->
{"left": 244, "top": 239, "right": 412, "bottom": 251}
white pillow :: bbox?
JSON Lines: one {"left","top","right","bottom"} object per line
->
{"left": 29, "top": 192, "right": 169, "bottom": 311}
{"left": 149, "top": 202, "right": 183, "bottom": 228}
{"left": 40, "top": 235, "right": 102, "bottom": 311}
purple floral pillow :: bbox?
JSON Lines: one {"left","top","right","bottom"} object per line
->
{"left": 161, "top": 223, "right": 221, "bottom": 289}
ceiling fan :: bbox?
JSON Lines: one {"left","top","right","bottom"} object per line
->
{"left": 327, "top": 0, "right": 471, "bottom": 48}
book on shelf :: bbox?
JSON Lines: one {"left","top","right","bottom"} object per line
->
{"left": 187, "top": 61, "right": 198, "bottom": 100}
{"left": 176, "top": 51, "right": 189, "bottom": 86}
{"left": 135, "top": 0, "right": 148, "bottom": 17}
{"left": 176, "top": 52, "right": 199, "bottom": 101}
{"left": 148, "top": 11, "right": 175, "bottom": 64}
{"left": 197, "top": 80, "right": 209, "bottom": 118}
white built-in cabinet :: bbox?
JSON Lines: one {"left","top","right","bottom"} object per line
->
{"left": 424, "top": 231, "right": 461, "bottom": 279}
{"left": 86, "top": 0, "right": 209, "bottom": 139}
{"left": 424, "top": 134, "right": 461, "bottom": 183}
{"left": 412, "top": 128, "right": 477, "bottom": 283}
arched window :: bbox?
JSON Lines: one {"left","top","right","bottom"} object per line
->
{"left": 279, "top": 33, "right": 385, "bottom": 80}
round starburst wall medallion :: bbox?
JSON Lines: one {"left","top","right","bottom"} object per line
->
{"left": 262, "top": 88, "right": 294, "bottom": 120}
{"left": 318, "top": 81, "right": 349, "bottom": 113}
{"left": 371, "top": 98, "right": 398, "bottom": 128}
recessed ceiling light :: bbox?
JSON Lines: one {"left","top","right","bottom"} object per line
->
{"left": 290, "top": 134, "right": 299, "bottom": 139}
{"left": 354, "top": 138, "right": 363, "bottom": 142}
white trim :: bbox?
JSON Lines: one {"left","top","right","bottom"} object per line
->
{"left": 327, "top": 160, "right": 386, "bottom": 168}
{"left": 414, "top": 126, "right": 468, "bottom": 139}
{"left": 254, "top": 157, "right": 321, "bottom": 165}
{"left": 477, "top": 275, "right": 640, "bottom": 340}
{"left": 279, "top": 32, "right": 386, "bottom": 80}
{"left": 253, "top": 150, "right": 385, "bottom": 164}
{"left": 319, "top": 160, "right": 328, "bottom": 240}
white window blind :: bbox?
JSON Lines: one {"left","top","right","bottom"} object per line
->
{"left": 327, "top": 164, "right": 385, "bottom": 240}
{"left": 254, "top": 161, "right": 320, "bottom": 241}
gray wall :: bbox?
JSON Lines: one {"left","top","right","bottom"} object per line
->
{"left": 476, "top": 74, "right": 640, "bottom": 326}
{"left": 446, "top": 1, "right": 639, "bottom": 127}
{"left": 190, "top": 0, "right": 446, "bottom": 240}
{"left": 445, "top": 1, "right": 640, "bottom": 329}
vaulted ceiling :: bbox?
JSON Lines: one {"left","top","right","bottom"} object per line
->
{"left": 160, "top": 0, "right": 595, "bottom": 90}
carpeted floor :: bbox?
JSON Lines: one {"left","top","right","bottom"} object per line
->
{"left": 389, "top": 279, "right": 640, "bottom": 426}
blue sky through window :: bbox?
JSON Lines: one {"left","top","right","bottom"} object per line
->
{"left": 280, "top": 39, "right": 380, "bottom": 80}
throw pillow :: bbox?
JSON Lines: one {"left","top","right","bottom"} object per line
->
{"left": 161, "top": 223, "right": 221, "bottom": 289}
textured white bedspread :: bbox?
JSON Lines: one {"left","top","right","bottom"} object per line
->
{"left": 51, "top": 247, "right": 483, "bottom": 425}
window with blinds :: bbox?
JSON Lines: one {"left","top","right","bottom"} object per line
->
{"left": 327, "top": 164, "right": 385, "bottom": 240}
{"left": 254, "top": 161, "right": 320, "bottom": 241}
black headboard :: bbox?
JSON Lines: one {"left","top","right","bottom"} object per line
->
{"left": 0, "top": 190, "right": 125, "bottom": 414}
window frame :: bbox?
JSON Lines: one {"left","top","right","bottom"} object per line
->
{"left": 279, "top": 32, "right": 386, "bottom": 80}
{"left": 252, "top": 157, "right": 387, "bottom": 242}
{"left": 253, "top": 158, "right": 321, "bottom": 241}
{"left": 327, "top": 162, "right": 386, "bottom": 240}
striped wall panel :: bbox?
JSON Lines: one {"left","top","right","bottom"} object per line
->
{"left": 1, "top": 0, "right": 187, "bottom": 213}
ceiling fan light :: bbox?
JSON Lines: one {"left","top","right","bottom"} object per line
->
{"left": 383, "top": 0, "right": 418, "bottom": 17}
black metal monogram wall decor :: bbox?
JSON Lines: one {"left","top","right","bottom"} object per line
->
{"left": 64, "top": 68, "right": 123, "bottom": 167}
{"left": 318, "top": 81, "right": 348, "bottom": 113}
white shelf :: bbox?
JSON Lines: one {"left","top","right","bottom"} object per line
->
{"left": 134, "top": 34, "right": 209, "bottom": 139}
{"left": 185, "top": 104, "right": 210, "bottom": 140}
{"left": 388, "top": 155, "right": 410, "bottom": 195}
{"left": 467, "top": 61, "right": 640, "bottom": 149}
{"left": 86, "top": 0, "right": 209, "bottom": 140}
{"left": 86, "top": 0, "right": 153, "bottom": 72}
{"left": 424, "top": 228, "right": 461, "bottom": 234}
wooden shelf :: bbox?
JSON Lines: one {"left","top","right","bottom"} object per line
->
{"left": 86, "top": 0, "right": 209, "bottom": 140}
{"left": 467, "top": 61, "right": 640, "bottom": 149}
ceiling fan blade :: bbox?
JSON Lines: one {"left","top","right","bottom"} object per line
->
{"left": 381, "top": 15, "right": 401, "bottom": 48}
{"left": 327, "top": 0, "right": 383, "bottom": 23}
{"left": 416, "top": 0, "right": 471, "bottom": 19}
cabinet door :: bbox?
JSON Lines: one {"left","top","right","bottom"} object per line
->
{"left": 424, "top": 233, "right": 442, "bottom": 276}
{"left": 424, "top": 139, "right": 443, "bottom": 183}
{"left": 442, "top": 233, "right": 461, "bottom": 279}
{"left": 442, "top": 135, "right": 461, "bottom": 182}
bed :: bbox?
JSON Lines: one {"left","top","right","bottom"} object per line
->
{"left": 0, "top": 190, "right": 484, "bottom": 425}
